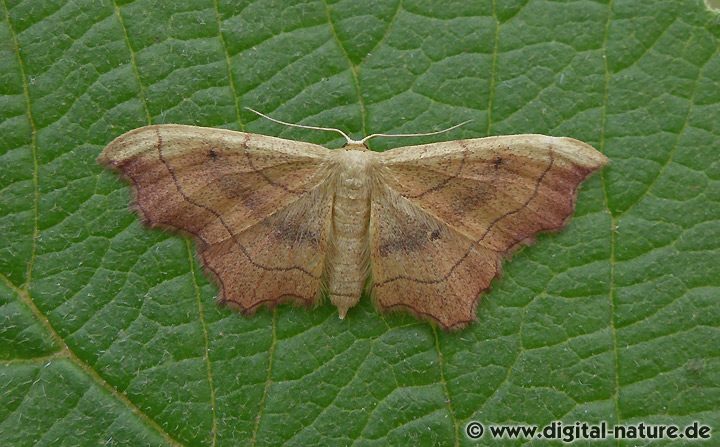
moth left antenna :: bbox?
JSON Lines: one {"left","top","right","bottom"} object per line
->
{"left": 245, "top": 107, "right": 357, "bottom": 144}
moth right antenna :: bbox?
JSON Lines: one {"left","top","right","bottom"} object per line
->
{"left": 359, "top": 120, "right": 472, "bottom": 144}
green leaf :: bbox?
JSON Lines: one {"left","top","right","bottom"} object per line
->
{"left": 1, "top": 0, "right": 719, "bottom": 445}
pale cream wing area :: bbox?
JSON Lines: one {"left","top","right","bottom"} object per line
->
{"left": 370, "top": 135, "right": 608, "bottom": 329}
{"left": 98, "top": 124, "right": 334, "bottom": 312}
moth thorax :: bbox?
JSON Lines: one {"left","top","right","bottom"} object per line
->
{"left": 334, "top": 150, "right": 372, "bottom": 197}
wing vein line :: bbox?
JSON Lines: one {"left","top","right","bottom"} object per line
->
{"left": 375, "top": 150, "right": 555, "bottom": 287}
{"left": 154, "top": 128, "right": 321, "bottom": 277}
{"left": 400, "top": 141, "right": 469, "bottom": 199}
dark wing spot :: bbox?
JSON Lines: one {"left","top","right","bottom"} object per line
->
{"left": 452, "top": 183, "right": 495, "bottom": 214}
{"left": 493, "top": 156, "right": 503, "bottom": 169}
{"left": 379, "top": 219, "right": 443, "bottom": 255}
{"left": 273, "top": 220, "right": 320, "bottom": 247}
{"left": 217, "top": 173, "right": 266, "bottom": 211}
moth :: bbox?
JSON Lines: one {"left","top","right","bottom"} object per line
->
{"left": 98, "top": 110, "right": 607, "bottom": 330}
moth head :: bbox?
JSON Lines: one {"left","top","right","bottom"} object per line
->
{"left": 342, "top": 142, "right": 370, "bottom": 152}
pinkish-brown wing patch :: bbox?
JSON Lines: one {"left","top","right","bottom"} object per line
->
{"left": 98, "top": 124, "right": 333, "bottom": 311}
{"left": 199, "top": 186, "right": 333, "bottom": 311}
{"left": 378, "top": 135, "right": 607, "bottom": 255}
{"left": 370, "top": 135, "right": 607, "bottom": 329}
{"left": 369, "top": 187, "right": 500, "bottom": 330}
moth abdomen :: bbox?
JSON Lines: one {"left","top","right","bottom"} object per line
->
{"left": 325, "top": 150, "right": 374, "bottom": 318}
